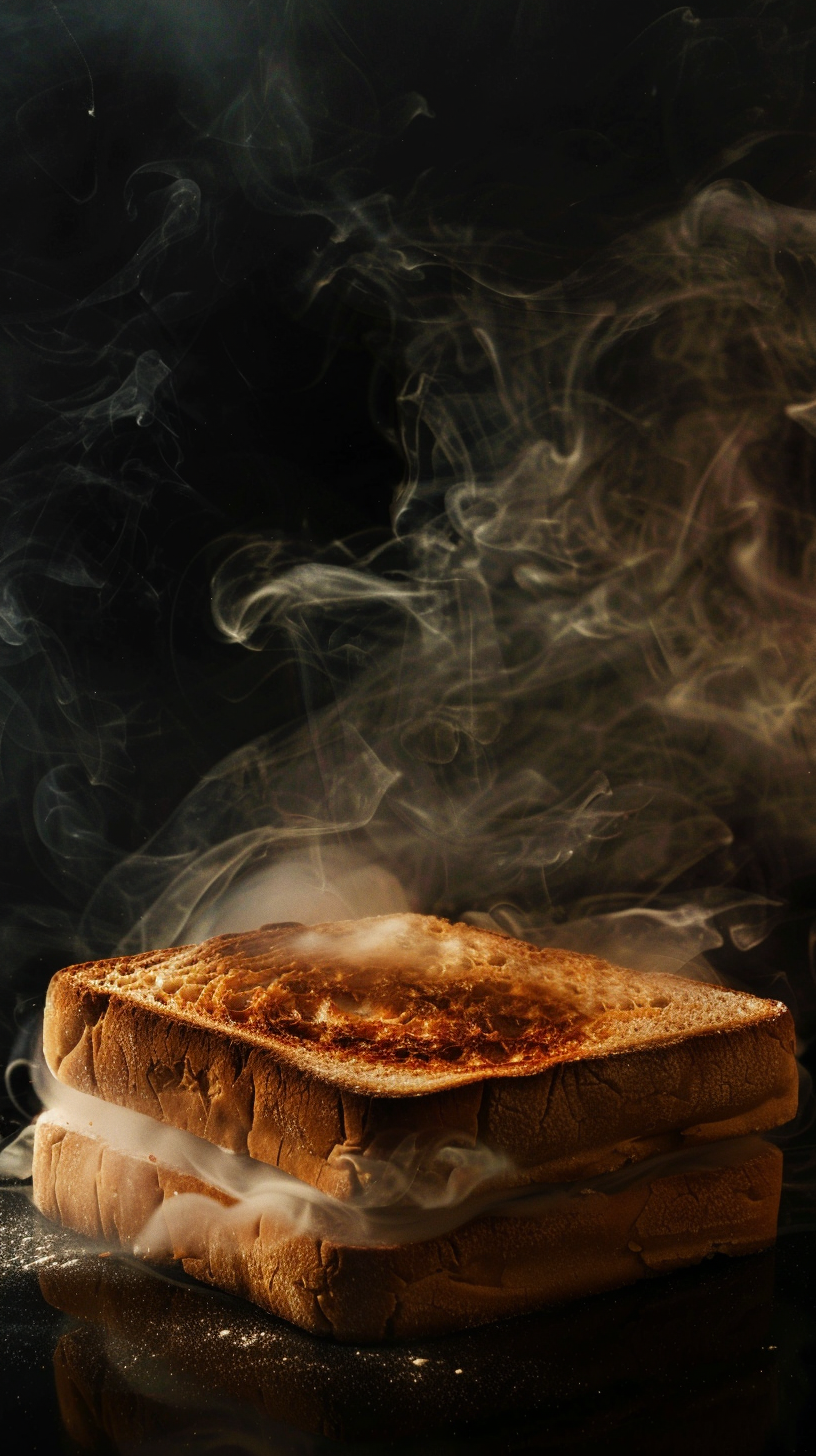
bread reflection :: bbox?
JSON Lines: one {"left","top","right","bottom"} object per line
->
{"left": 41, "top": 1251, "right": 777, "bottom": 1452}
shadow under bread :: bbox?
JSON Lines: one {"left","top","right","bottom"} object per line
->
{"left": 40, "top": 1249, "right": 778, "bottom": 1454}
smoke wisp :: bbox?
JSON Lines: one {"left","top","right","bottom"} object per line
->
{"left": 4, "top": 2, "right": 816, "bottom": 1079}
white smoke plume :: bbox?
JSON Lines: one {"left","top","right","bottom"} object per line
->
{"left": 85, "top": 172, "right": 816, "bottom": 992}
{"left": 2, "top": 2, "right": 816, "bottom": 1035}
{"left": 0, "top": 1054, "right": 772, "bottom": 1250}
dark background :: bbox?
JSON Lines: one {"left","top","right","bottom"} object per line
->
{"left": 4, "top": 0, "right": 816, "bottom": 1089}
{"left": 1, "top": 2, "right": 816, "bottom": 1450}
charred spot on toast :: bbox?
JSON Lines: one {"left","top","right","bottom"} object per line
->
{"left": 63, "top": 912, "right": 736, "bottom": 1076}
{"left": 245, "top": 962, "right": 589, "bottom": 1071}
{"left": 57, "top": 912, "right": 791, "bottom": 1084}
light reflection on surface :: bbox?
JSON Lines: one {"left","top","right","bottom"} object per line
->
{"left": 0, "top": 1190, "right": 781, "bottom": 1455}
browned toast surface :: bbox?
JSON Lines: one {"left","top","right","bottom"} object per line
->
{"left": 45, "top": 913, "right": 792, "bottom": 1092}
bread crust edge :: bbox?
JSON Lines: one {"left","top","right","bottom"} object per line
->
{"left": 43, "top": 971, "right": 798, "bottom": 1197}
{"left": 31, "top": 1118, "right": 783, "bottom": 1342}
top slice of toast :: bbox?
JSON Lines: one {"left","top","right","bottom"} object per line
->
{"left": 44, "top": 912, "right": 792, "bottom": 1096}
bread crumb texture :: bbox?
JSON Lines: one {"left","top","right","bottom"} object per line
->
{"left": 45, "top": 913, "right": 789, "bottom": 1085}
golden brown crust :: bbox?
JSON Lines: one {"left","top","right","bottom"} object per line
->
{"left": 42, "top": 957, "right": 798, "bottom": 1197}
{"left": 32, "top": 1119, "right": 782, "bottom": 1342}
{"left": 44, "top": 914, "right": 794, "bottom": 1094}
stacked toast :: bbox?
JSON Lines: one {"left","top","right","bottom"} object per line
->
{"left": 33, "top": 913, "right": 797, "bottom": 1340}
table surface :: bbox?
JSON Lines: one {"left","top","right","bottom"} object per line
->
{"left": 1, "top": 1186, "right": 814, "bottom": 1456}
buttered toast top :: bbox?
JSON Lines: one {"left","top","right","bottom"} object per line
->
{"left": 42, "top": 913, "right": 798, "bottom": 1198}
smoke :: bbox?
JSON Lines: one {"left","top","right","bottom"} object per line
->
{"left": 136, "top": 1131, "right": 772, "bottom": 1265}
{"left": 188, "top": 849, "right": 409, "bottom": 940}
{"left": 3, "top": 0, "right": 816, "bottom": 1074}
{"left": 1, "top": 12, "right": 816, "bottom": 1451}
{"left": 28, "top": 1054, "right": 515, "bottom": 1242}
{"left": 7, "top": 1056, "right": 774, "bottom": 1250}
{"left": 80, "top": 62, "right": 816, "bottom": 1003}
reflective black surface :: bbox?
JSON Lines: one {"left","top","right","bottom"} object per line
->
{"left": 2, "top": 1188, "right": 813, "bottom": 1455}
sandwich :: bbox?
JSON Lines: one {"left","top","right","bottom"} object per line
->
{"left": 32, "top": 912, "right": 798, "bottom": 1341}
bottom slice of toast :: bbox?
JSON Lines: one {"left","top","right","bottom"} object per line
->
{"left": 31, "top": 1116, "right": 782, "bottom": 1342}
{"left": 36, "top": 1249, "right": 776, "bottom": 1445}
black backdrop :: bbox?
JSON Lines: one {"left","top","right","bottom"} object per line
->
{"left": 2, "top": 3, "right": 816, "bottom": 1449}
{"left": 5, "top": 0, "right": 816, "bottom": 1102}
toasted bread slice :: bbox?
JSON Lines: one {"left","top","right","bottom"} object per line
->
{"left": 43, "top": 914, "right": 797, "bottom": 1197}
{"left": 32, "top": 1115, "right": 782, "bottom": 1341}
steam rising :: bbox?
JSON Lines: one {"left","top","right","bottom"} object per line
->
{"left": 85, "top": 177, "right": 816, "bottom": 983}
{"left": 31, "top": 1066, "right": 513, "bottom": 1246}
{"left": 18, "top": 1057, "right": 772, "bottom": 1252}
{"left": 4, "top": 3, "right": 816, "bottom": 1026}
